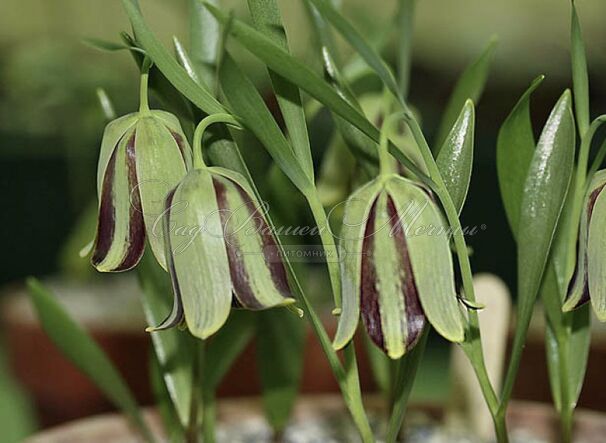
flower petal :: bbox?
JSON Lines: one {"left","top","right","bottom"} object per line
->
{"left": 134, "top": 115, "right": 190, "bottom": 270}
{"left": 333, "top": 180, "right": 382, "bottom": 350}
{"left": 165, "top": 170, "right": 232, "bottom": 339}
{"left": 587, "top": 178, "right": 606, "bottom": 321}
{"left": 387, "top": 176, "right": 465, "bottom": 343}
{"left": 92, "top": 130, "right": 145, "bottom": 272}
{"left": 210, "top": 167, "right": 295, "bottom": 310}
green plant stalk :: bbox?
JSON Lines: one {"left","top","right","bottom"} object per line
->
{"left": 404, "top": 116, "right": 504, "bottom": 438}
{"left": 385, "top": 326, "right": 429, "bottom": 443}
{"left": 202, "top": 392, "right": 216, "bottom": 443}
{"left": 556, "top": 330, "right": 573, "bottom": 443}
{"left": 305, "top": 191, "right": 374, "bottom": 442}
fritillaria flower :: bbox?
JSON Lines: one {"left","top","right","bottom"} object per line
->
{"left": 333, "top": 175, "right": 466, "bottom": 359}
{"left": 149, "top": 115, "right": 295, "bottom": 339}
{"left": 91, "top": 73, "right": 191, "bottom": 272}
{"left": 563, "top": 170, "right": 606, "bottom": 321}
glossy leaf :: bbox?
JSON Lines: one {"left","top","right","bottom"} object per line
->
{"left": 173, "top": 36, "right": 200, "bottom": 85}
{"left": 27, "top": 278, "right": 154, "bottom": 442}
{"left": 436, "top": 100, "right": 475, "bottom": 214}
{"left": 138, "top": 254, "right": 196, "bottom": 427}
{"left": 256, "top": 309, "right": 305, "bottom": 432}
{"left": 571, "top": 1, "right": 590, "bottom": 136}
{"left": 218, "top": 54, "right": 312, "bottom": 193}
{"left": 502, "top": 91, "right": 575, "bottom": 404}
{"left": 122, "top": 0, "right": 224, "bottom": 115}
{"left": 435, "top": 38, "right": 497, "bottom": 150}
{"left": 248, "top": 0, "right": 314, "bottom": 182}
{"left": 150, "top": 354, "right": 185, "bottom": 442}
{"left": 497, "top": 76, "right": 544, "bottom": 234}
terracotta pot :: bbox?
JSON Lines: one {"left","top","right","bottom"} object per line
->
{"left": 24, "top": 396, "right": 606, "bottom": 443}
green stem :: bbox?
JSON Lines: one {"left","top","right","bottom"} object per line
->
{"left": 403, "top": 116, "right": 503, "bottom": 434}
{"left": 192, "top": 113, "right": 242, "bottom": 169}
{"left": 139, "top": 71, "right": 150, "bottom": 113}
{"left": 305, "top": 190, "right": 373, "bottom": 442}
{"left": 202, "top": 392, "right": 217, "bottom": 443}
{"left": 186, "top": 341, "right": 203, "bottom": 443}
{"left": 385, "top": 326, "right": 429, "bottom": 443}
{"left": 557, "top": 332, "right": 573, "bottom": 443}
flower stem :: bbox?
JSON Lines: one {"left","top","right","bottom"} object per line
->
{"left": 305, "top": 190, "right": 373, "bottom": 442}
{"left": 403, "top": 115, "right": 503, "bottom": 435}
{"left": 139, "top": 72, "right": 150, "bottom": 114}
{"left": 192, "top": 113, "right": 242, "bottom": 169}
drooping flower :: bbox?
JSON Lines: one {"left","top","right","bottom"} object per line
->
{"left": 92, "top": 73, "right": 191, "bottom": 272}
{"left": 149, "top": 165, "right": 296, "bottom": 339}
{"left": 563, "top": 170, "right": 606, "bottom": 321}
{"left": 333, "top": 174, "right": 466, "bottom": 359}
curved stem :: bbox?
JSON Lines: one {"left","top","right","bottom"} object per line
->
{"left": 192, "top": 113, "right": 242, "bottom": 169}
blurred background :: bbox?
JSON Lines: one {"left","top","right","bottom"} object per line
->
{"left": 1, "top": 0, "right": 606, "bottom": 440}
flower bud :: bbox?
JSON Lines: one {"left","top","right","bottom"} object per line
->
{"left": 91, "top": 110, "right": 192, "bottom": 272}
{"left": 150, "top": 167, "right": 295, "bottom": 339}
{"left": 563, "top": 170, "right": 606, "bottom": 321}
{"left": 333, "top": 174, "right": 465, "bottom": 359}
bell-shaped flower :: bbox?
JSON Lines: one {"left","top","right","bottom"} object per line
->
{"left": 333, "top": 174, "right": 466, "bottom": 359}
{"left": 92, "top": 73, "right": 191, "bottom": 272}
{"left": 563, "top": 170, "right": 606, "bottom": 320}
{"left": 149, "top": 165, "right": 296, "bottom": 339}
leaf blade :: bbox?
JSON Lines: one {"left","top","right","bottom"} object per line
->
{"left": 571, "top": 1, "right": 590, "bottom": 136}
{"left": 27, "top": 278, "right": 153, "bottom": 441}
{"left": 436, "top": 99, "right": 475, "bottom": 214}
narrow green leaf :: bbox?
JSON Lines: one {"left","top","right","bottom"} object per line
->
{"left": 305, "top": 0, "right": 401, "bottom": 101}
{"left": 26, "top": 278, "right": 154, "bottom": 442}
{"left": 122, "top": 0, "right": 224, "bottom": 115}
{"left": 396, "top": 0, "right": 416, "bottom": 99}
{"left": 173, "top": 36, "right": 200, "bottom": 85}
{"left": 218, "top": 54, "right": 312, "bottom": 193}
{"left": 189, "top": 0, "right": 220, "bottom": 90}
{"left": 204, "top": 311, "right": 256, "bottom": 390}
{"left": 150, "top": 354, "right": 185, "bottom": 442}
{"left": 501, "top": 90, "right": 575, "bottom": 406}
{"left": 435, "top": 37, "right": 497, "bottom": 150}
{"left": 138, "top": 255, "right": 196, "bottom": 428}
{"left": 83, "top": 37, "right": 129, "bottom": 52}
{"left": 497, "top": 75, "right": 545, "bottom": 235}
{"left": 248, "top": 0, "right": 315, "bottom": 182}
{"left": 203, "top": 3, "right": 378, "bottom": 144}
{"left": 256, "top": 309, "right": 305, "bottom": 433}
{"left": 571, "top": 0, "right": 590, "bottom": 136}
{"left": 436, "top": 99, "right": 475, "bottom": 214}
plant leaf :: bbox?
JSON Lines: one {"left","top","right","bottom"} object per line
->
{"left": 256, "top": 309, "right": 305, "bottom": 433}
{"left": 83, "top": 37, "right": 130, "bottom": 52}
{"left": 502, "top": 90, "right": 575, "bottom": 404}
{"left": 138, "top": 254, "right": 196, "bottom": 427}
{"left": 571, "top": 0, "right": 590, "bottom": 136}
{"left": 305, "top": 0, "right": 401, "bottom": 101}
{"left": 122, "top": 0, "right": 224, "bottom": 115}
{"left": 150, "top": 353, "right": 185, "bottom": 442}
{"left": 248, "top": 0, "right": 315, "bottom": 182}
{"left": 218, "top": 53, "right": 312, "bottom": 193}
{"left": 436, "top": 99, "right": 475, "bottom": 214}
{"left": 189, "top": 0, "right": 220, "bottom": 90}
{"left": 497, "top": 75, "right": 544, "bottom": 235}
{"left": 396, "top": 0, "right": 416, "bottom": 99}
{"left": 27, "top": 278, "right": 154, "bottom": 442}
{"left": 435, "top": 37, "right": 497, "bottom": 150}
